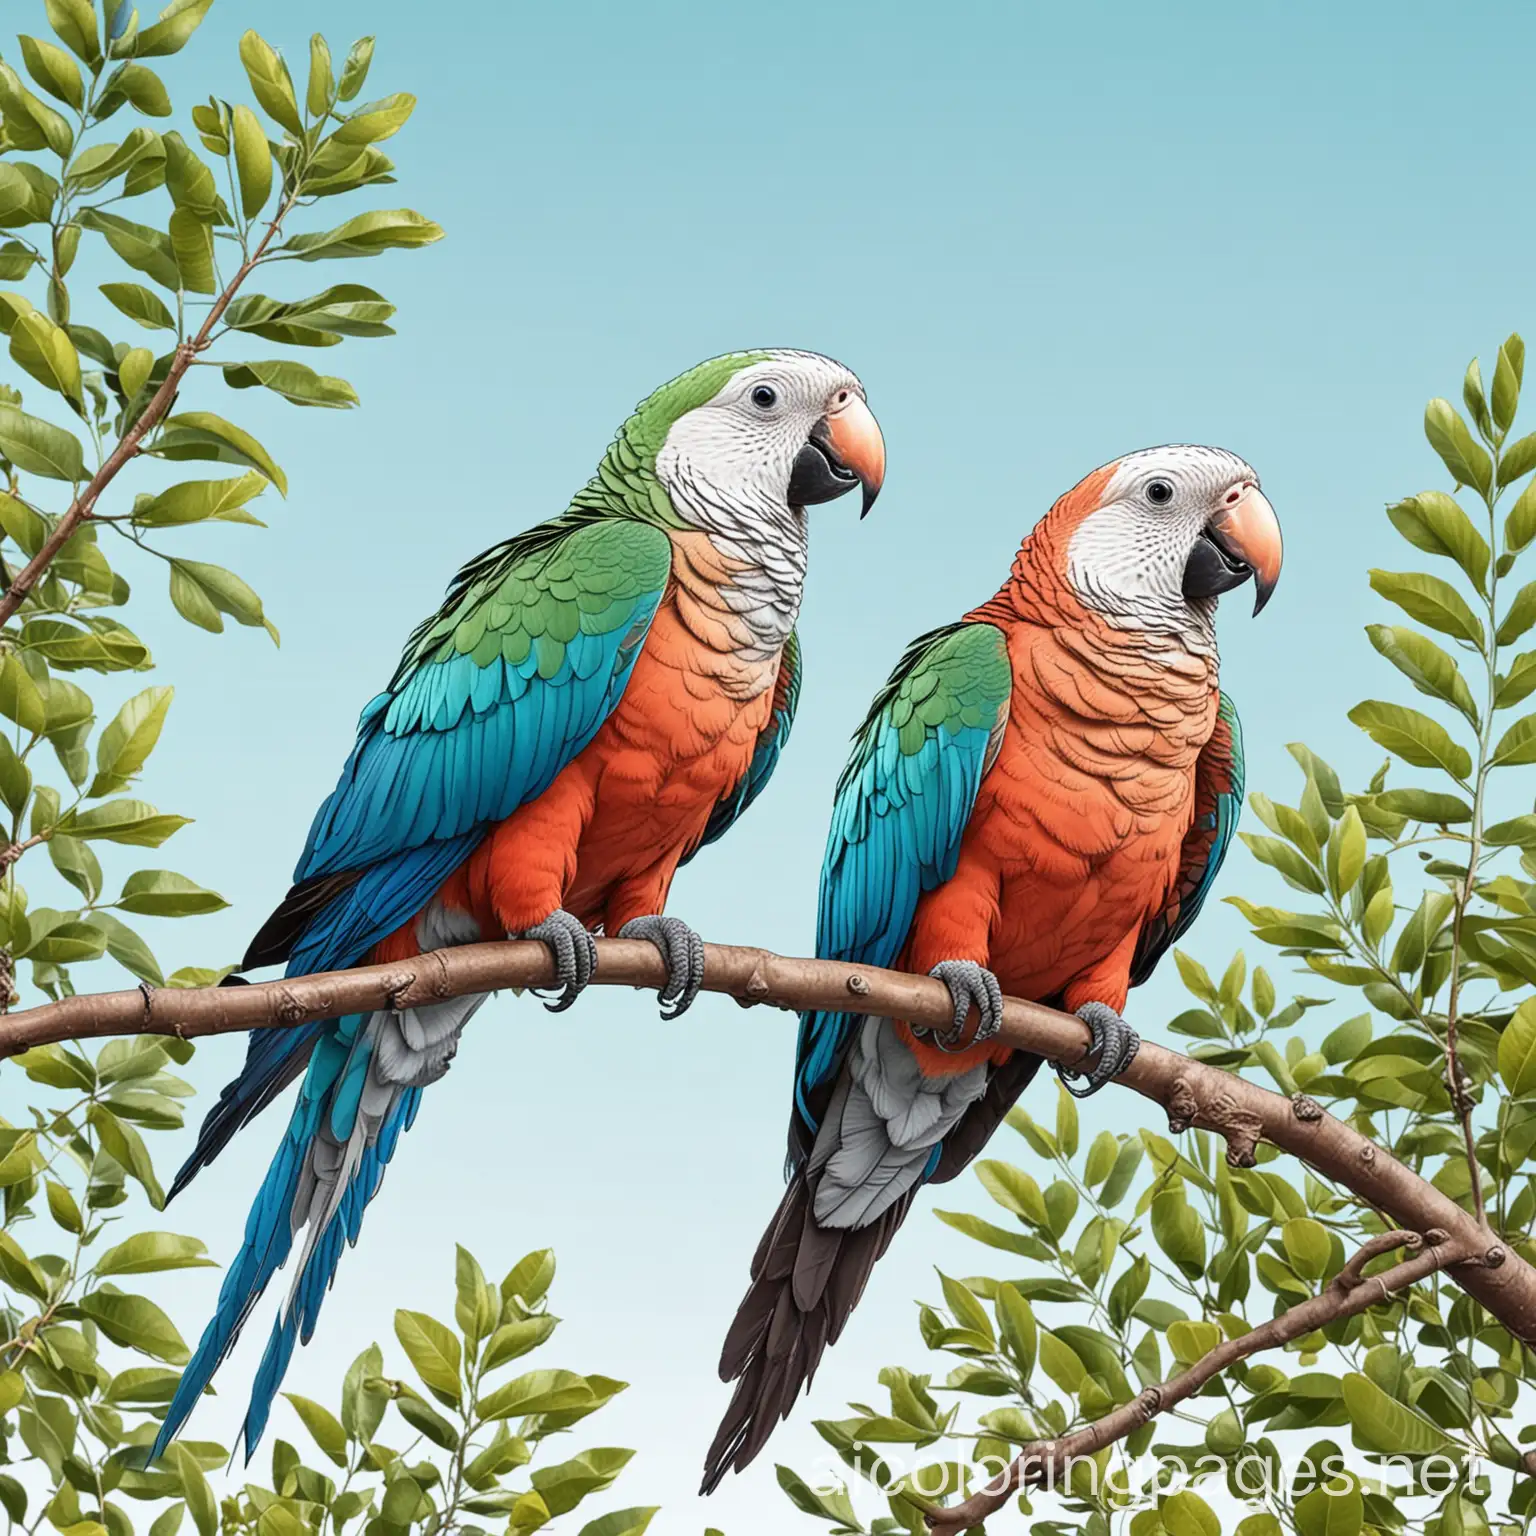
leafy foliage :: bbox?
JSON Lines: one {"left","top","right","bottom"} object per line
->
{"left": 0, "top": 1028, "right": 657, "bottom": 1536}
{"left": 777, "top": 342, "right": 1536, "bottom": 1533}
{"left": 0, "top": 0, "right": 441, "bottom": 1005}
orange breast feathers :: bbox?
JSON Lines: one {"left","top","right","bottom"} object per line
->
{"left": 896, "top": 511, "right": 1221, "bottom": 1074}
{"left": 429, "top": 580, "right": 778, "bottom": 944}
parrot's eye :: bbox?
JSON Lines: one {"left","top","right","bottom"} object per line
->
{"left": 1146, "top": 478, "right": 1174, "bottom": 506}
{"left": 751, "top": 385, "right": 778, "bottom": 410}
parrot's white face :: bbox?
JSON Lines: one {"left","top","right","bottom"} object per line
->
{"left": 1064, "top": 444, "right": 1282, "bottom": 651}
{"left": 653, "top": 350, "right": 884, "bottom": 658}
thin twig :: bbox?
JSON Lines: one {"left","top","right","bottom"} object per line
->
{"left": 0, "top": 198, "right": 295, "bottom": 628}
{"left": 921, "top": 1230, "right": 1468, "bottom": 1534}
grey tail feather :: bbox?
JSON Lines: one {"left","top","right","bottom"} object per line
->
{"left": 701, "top": 1163, "right": 913, "bottom": 1495}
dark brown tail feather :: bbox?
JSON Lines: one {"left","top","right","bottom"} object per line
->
{"left": 241, "top": 869, "right": 361, "bottom": 971}
{"left": 701, "top": 1165, "right": 914, "bottom": 1494}
{"left": 702, "top": 1049, "right": 1046, "bottom": 1494}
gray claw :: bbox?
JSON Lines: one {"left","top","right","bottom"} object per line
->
{"left": 517, "top": 909, "right": 598, "bottom": 1013}
{"left": 619, "top": 914, "right": 706, "bottom": 1019}
{"left": 1056, "top": 1001, "right": 1140, "bottom": 1097}
{"left": 923, "top": 960, "right": 1003, "bottom": 1052}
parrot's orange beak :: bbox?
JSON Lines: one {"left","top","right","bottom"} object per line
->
{"left": 1183, "top": 481, "right": 1283, "bottom": 615}
{"left": 788, "top": 392, "right": 886, "bottom": 517}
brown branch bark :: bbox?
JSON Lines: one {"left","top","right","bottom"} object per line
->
{"left": 0, "top": 937, "right": 1530, "bottom": 1335}
{"left": 0, "top": 200, "right": 294, "bottom": 628}
{"left": 921, "top": 1229, "right": 1468, "bottom": 1535}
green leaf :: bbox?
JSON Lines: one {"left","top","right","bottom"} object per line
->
{"left": 334, "top": 92, "right": 414, "bottom": 146}
{"left": 58, "top": 798, "right": 190, "bottom": 846}
{"left": 280, "top": 208, "right": 444, "bottom": 260}
{"left": 1341, "top": 1371, "right": 1454, "bottom": 1455}
{"left": 79, "top": 1289, "right": 187, "bottom": 1362}
{"left": 337, "top": 37, "right": 375, "bottom": 101}
{"left": 974, "top": 1159, "right": 1047, "bottom": 1224}
{"left": 20, "top": 35, "right": 84, "bottom": 111}
{"left": 1281, "top": 1217, "right": 1331, "bottom": 1280}
{"left": 0, "top": 62, "right": 74, "bottom": 156}
{"left": 1484, "top": 813, "right": 1536, "bottom": 847}
{"left": 502, "top": 1247, "right": 556, "bottom": 1308}
{"left": 1037, "top": 1329, "right": 1085, "bottom": 1394}
{"left": 88, "top": 1104, "right": 166, "bottom": 1206}
{"left": 78, "top": 207, "right": 178, "bottom": 289}
{"left": 306, "top": 34, "right": 334, "bottom": 117}
{"left": 482, "top": 1315, "right": 558, "bottom": 1371}
{"left": 226, "top": 283, "right": 396, "bottom": 342}
{"left": 155, "top": 411, "right": 287, "bottom": 494}
{"left": 454, "top": 1243, "right": 500, "bottom": 1351}
{"left": 1492, "top": 712, "right": 1536, "bottom": 767}
{"left": 162, "top": 132, "right": 218, "bottom": 218}
{"left": 1373, "top": 788, "right": 1472, "bottom": 824}
{"left": 394, "top": 1310, "right": 461, "bottom": 1404}
{"left": 102, "top": 63, "right": 171, "bottom": 118}
{"left": 26, "top": 919, "right": 108, "bottom": 964}
{"left": 1163, "top": 1492, "right": 1221, "bottom": 1536}
{"left": 1499, "top": 999, "right": 1536, "bottom": 1097}
{"left": 1387, "top": 491, "right": 1490, "bottom": 593}
{"left": 44, "top": 0, "right": 101, "bottom": 65}
{"left": 341, "top": 1343, "right": 386, "bottom": 1443}
{"left": 168, "top": 559, "right": 274, "bottom": 637}
{"left": 0, "top": 652, "right": 47, "bottom": 734}
{"left": 114, "top": 869, "right": 226, "bottom": 917}
{"left": 223, "top": 358, "right": 357, "bottom": 408}
{"left": 171, "top": 1445, "right": 215, "bottom": 1536}
{"left": 1325, "top": 806, "right": 1365, "bottom": 896}
{"left": 1366, "top": 623, "right": 1478, "bottom": 721}
{"left": 1497, "top": 652, "right": 1536, "bottom": 709}
{"left": 135, "top": 0, "right": 215, "bottom": 57}
{"left": 231, "top": 104, "right": 271, "bottom": 220}
{"left": 46, "top": 1178, "right": 82, "bottom": 1233}
{"left": 574, "top": 1511, "right": 656, "bottom": 1536}
{"left": 1347, "top": 700, "right": 1471, "bottom": 780}
{"left": 1294, "top": 1484, "right": 1363, "bottom": 1536}
{"left": 168, "top": 207, "right": 214, "bottom": 294}
{"left": 1494, "top": 334, "right": 1524, "bottom": 435}
{"left": 238, "top": 30, "right": 302, "bottom": 133}
{"left": 995, "top": 1282, "right": 1037, "bottom": 1378}
{"left": 92, "top": 686, "right": 172, "bottom": 796}
{"left": 477, "top": 1368, "right": 594, "bottom": 1421}
{"left": 0, "top": 402, "right": 84, "bottom": 479}
{"left": 136, "top": 472, "right": 267, "bottom": 528}
{"left": 282, "top": 1394, "right": 347, "bottom": 1467}
{"left": 95, "top": 1232, "right": 214, "bottom": 1276}
{"left": 119, "top": 347, "right": 152, "bottom": 400}
{"left": 1505, "top": 478, "right": 1536, "bottom": 554}
{"left": 1498, "top": 582, "right": 1536, "bottom": 647}
{"left": 1424, "top": 398, "right": 1493, "bottom": 494}
{"left": 1368, "top": 569, "right": 1483, "bottom": 646}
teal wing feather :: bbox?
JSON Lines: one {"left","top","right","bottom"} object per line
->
{"left": 790, "top": 621, "right": 1012, "bottom": 1160}
{"left": 684, "top": 629, "right": 802, "bottom": 861}
{"left": 1129, "top": 691, "right": 1245, "bottom": 987}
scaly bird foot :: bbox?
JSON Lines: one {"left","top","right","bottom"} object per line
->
{"left": 618, "top": 914, "right": 706, "bottom": 1020}
{"left": 922, "top": 959, "right": 1004, "bottom": 1052}
{"left": 516, "top": 909, "right": 598, "bottom": 1013}
{"left": 1056, "top": 1001, "right": 1141, "bottom": 1098}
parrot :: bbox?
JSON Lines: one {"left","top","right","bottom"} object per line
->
{"left": 702, "top": 444, "right": 1282, "bottom": 1490}
{"left": 151, "top": 349, "right": 886, "bottom": 1461}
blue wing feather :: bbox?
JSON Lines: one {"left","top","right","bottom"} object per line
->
{"left": 158, "top": 518, "right": 674, "bottom": 1458}
{"left": 789, "top": 623, "right": 1011, "bottom": 1160}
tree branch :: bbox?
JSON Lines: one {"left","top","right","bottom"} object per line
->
{"left": 0, "top": 935, "right": 1530, "bottom": 1338}
{"left": 921, "top": 1229, "right": 1468, "bottom": 1535}
{"left": 0, "top": 199, "right": 294, "bottom": 628}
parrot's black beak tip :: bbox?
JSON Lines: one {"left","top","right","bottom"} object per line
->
{"left": 788, "top": 437, "right": 859, "bottom": 510}
{"left": 859, "top": 483, "right": 879, "bottom": 518}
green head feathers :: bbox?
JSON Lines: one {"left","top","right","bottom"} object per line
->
{"left": 619, "top": 351, "right": 772, "bottom": 465}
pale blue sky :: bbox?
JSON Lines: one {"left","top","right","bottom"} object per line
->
{"left": 4, "top": 0, "right": 1535, "bottom": 1530}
